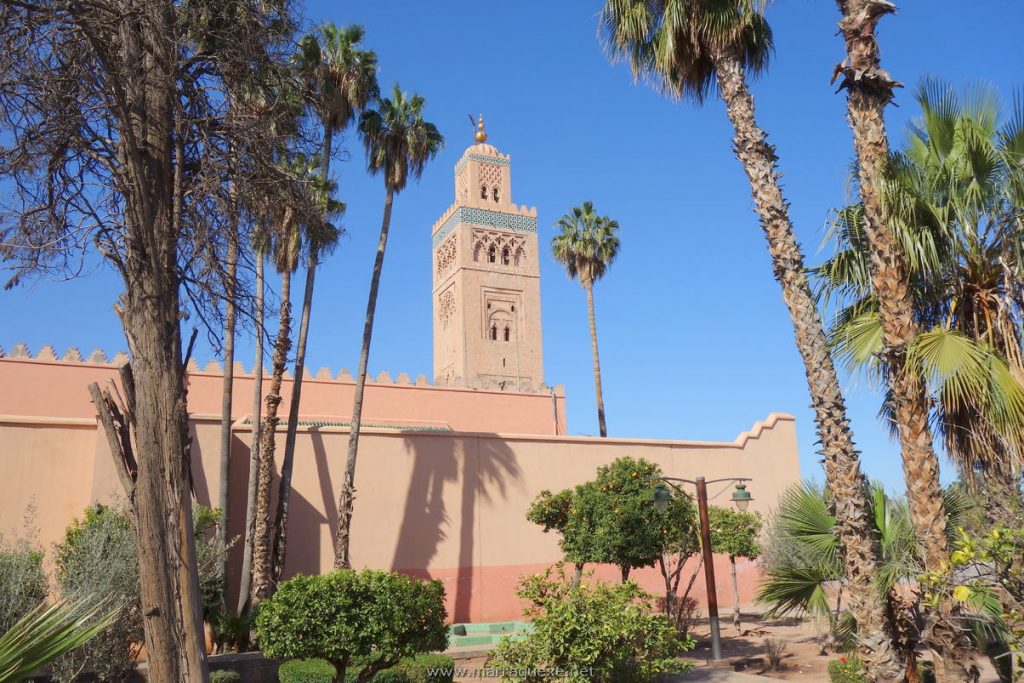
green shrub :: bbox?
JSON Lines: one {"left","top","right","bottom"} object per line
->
{"left": 370, "top": 669, "right": 410, "bottom": 683}
{"left": 0, "top": 536, "right": 47, "bottom": 634}
{"left": 254, "top": 569, "right": 448, "bottom": 683}
{"left": 279, "top": 658, "right": 337, "bottom": 683}
{"left": 486, "top": 568, "right": 693, "bottom": 682}
{"left": 48, "top": 504, "right": 230, "bottom": 682}
{"left": 828, "top": 657, "right": 866, "bottom": 683}
{"left": 209, "top": 670, "right": 242, "bottom": 683}
{"left": 406, "top": 653, "right": 455, "bottom": 682}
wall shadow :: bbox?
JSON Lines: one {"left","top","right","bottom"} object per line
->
{"left": 390, "top": 433, "right": 521, "bottom": 623}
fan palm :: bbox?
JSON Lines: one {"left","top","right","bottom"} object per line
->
{"left": 759, "top": 482, "right": 1002, "bottom": 681}
{"left": 272, "top": 167, "right": 344, "bottom": 584}
{"left": 334, "top": 85, "right": 443, "bottom": 569}
{"left": 599, "top": 1, "right": 900, "bottom": 675}
{"left": 551, "top": 202, "right": 620, "bottom": 437}
{"left": 0, "top": 598, "right": 114, "bottom": 683}
{"left": 271, "top": 24, "right": 376, "bottom": 583}
{"left": 818, "top": 80, "right": 1024, "bottom": 499}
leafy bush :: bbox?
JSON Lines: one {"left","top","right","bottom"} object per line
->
{"left": 279, "top": 658, "right": 337, "bottom": 683}
{"left": 48, "top": 503, "right": 229, "bottom": 682}
{"left": 827, "top": 657, "right": 866, "bottom": 683}
{"left": 486, "top": 568, "right": 693, "bottom": 682}
{"left": 254, "top": 569, "right": 448, "bottom": 683}
{"left": 209, "top": 669, "right": 242, "bottom": 683}
{"left": 0, "top": 528, "right": 47, "bottom": 634}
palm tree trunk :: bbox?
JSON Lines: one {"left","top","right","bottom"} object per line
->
{"left": 272, "top": 252, "right": 317, "bottom": 583}
{"left": 712, "top": 47, "right": 903, "bottom": 680}
{"left": 237, "top": 250, "right": 264, "bottom": 615}
{"left": 217, "top": 228, "right": 238, "bottom": 581}
{"left": 834, "top": 4, "right": 975, "bottom": 679}
{"left": 271, "top": 128, "right": 332, "bottom": 582}
{"left": 335, "top": 187, "right": 395, "bottom": 569}
{"left": 584, "top": 282, "right": 608, "bottom": 437}
{"left": 251, "top": 263, "right": 292, "bottom": 602}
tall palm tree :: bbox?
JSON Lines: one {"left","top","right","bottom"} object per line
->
{"left": 551, "top": 202, "right": 620, "bottom": 437}
{"left": 599, "top": 1, "right": 902, "bottom": 676}
{"left": 334, "top": 84, "right": 443, "bottom": 569}
{"left": 216, "top": 199, "right": 239, "bottom": 585}
{"left": 270, "top": 24, "right": 378, "bottom": 582}
{"left": 237, "top": 233, "right": 266, "bottom": 615}
{"left": 817, "top": 81, "right": 1024, "bottom": 506}
{"left": 272, "top": 167, "right": 343, "bottom": 583}
{"left": 250, "top": 178, "right": 302, "bottom": 603}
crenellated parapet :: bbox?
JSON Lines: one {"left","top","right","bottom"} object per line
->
{"left": 0, "top": 344, "right": 564, "bottom": 396}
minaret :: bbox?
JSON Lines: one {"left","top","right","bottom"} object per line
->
{"left": 432, "top": 116, "right": 544, "bottom": 391}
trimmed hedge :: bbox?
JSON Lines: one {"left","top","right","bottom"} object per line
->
{"left": 209, "top": 670, "right": 241, "bottom": 683}
{"left": 279, "top": 658, "right": 337, "bottom": 683}
{"left": 343, "top": 654, "right": 455, "bottom": 682}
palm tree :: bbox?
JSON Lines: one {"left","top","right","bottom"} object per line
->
{"left": 216, "top": 203, "right": 239, "bottom": 586}
{"left": 599, "top": 1, "right": 902, "bottom": 676}
{"left": 551, "top": 202, "right": 620, "bottom": 437}
{"left": 250, "top": 178, "right": 302, "bottom": 603}
{"left": 270, "top": 24, "right": 377, "bottom": 582}
{"left": 334, "top": 84, "right": 443, "bottom": 569}
{"left": 759, "top": 482, "right": 997, "bottom": 682}
{"left": 272, "top": 167, "right": 343, "bottom": 584}
{"left": 0, "top": 598, "right": 115, "bottom": 682}
{"left": 236, "top": 233, "right": 266, "bottom": 615}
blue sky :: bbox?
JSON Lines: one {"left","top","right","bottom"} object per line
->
{"left": 2, "top": 1, "right": 1022, "bottom": 490}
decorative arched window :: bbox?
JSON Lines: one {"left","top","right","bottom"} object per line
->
{"left": 480, "top": 185, "right": 488, "bottom": 199}
{"left": 504, "top": 326, "right": 511, "bottom": 341}
{"left": 487, "top": 245, "right": 497, "bottom": 263}
{"left": 501, "top": 247, "right": 510, "bottom": 266}
{"left": 492, "top": 186, "right": 500, "bottom": 202}
{"left": 489, "top": 325, "right": 497, "bottom": 340}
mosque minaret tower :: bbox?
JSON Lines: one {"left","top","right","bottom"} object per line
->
{"left": 431, "top": 116, "right": 544, "bottom": 391}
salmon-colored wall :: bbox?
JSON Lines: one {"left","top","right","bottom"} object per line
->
{"left": 0, "top": 353, "right": 800, "bottom": 622}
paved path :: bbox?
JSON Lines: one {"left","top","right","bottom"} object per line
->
{"left": 670, "top": 666, "right": 769, "bottom": 682}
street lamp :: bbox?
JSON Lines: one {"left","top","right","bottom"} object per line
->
{"left": 650, "top": 476, "right": 753, "bottom": 662}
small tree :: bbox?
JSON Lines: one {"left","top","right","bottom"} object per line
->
{"left": 487, "top": 565, "right": 693, "bottom": 682}
{"left": 527, "top": 488, "right": 593, "bottom": 585}
{"left": 708, "top": 506, "right": 762, "bottom": 632}
{"left": 254, "top": 569, "right": 448, "bottom": 683}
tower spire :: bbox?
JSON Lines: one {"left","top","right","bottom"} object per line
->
{"left": 474, "top": 114, "right": 487, "bottom": 143}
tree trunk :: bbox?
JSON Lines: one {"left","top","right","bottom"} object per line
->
{"left": 584, "top": 282, "right": 608, "bottom": 437}
{"left": 251, "top": 263, "right": 293, "bottom": 602}
{"left": 123, "top": 318, "right": 209, "bottom": 683}
{"left": 272, "top": 128, "right": 332, "bottom": 582}
{"left": 335, "top": 187, "right": 395, "bottom": 569}
{"left": 217, "top": 228, "right": 238, "bottom": 580}
{"left": 712, "top": 47, "right": 903, "bottom": 680}
{"left": 834, "top": 4, "right": 975, "bottom": 679}
{"left": 572, "top": 562, "right": 584, "bottom": 588}
{"left": 272, "top": 252, "right": 317, "bottom": 583}
{"left": 237, "top": 250, "right": 265, "bottom": 615}
{"left": 620, "top": 566, "right": 630, "bottom": 583}
{"left": 730, "top": 556, "right": 741, "bottom": 632}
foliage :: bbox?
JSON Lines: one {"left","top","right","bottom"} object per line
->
{"left": 763, "top": 638, "right": 787, "bottom": 671}
{"left": 709, "top": 506, "right": 762, "bottom": 560}
{"left": 342, "top": 654, "right": 454, "bottom": 683}
{"left": 486, "top": 567, "right": 693, "bottom": 682}
{"left": 827, "top": 656, "right": 866, "bottom": 683}
{"left": 254, "top": 570, "right": 448, "bottom": 683}
{"left": 209, "top": 670, "right": 243, "bottom": 683}
{"left": 278, "top": 658, "right": 338, "bottom": 683}
{"left": 0, "top": 522, "right": 47, "bottom": 635}
{"left": 358, "top": 84, "right": 444, "bottom": 193}
{"left": 542, "top": 457, "right": 697, "bottom": 579}
{"left": 50, "top": 504, "right": 229, "bottom": 682}
{"left": 815, "top": 80, "right": 1024, "bottom": 483}
{"left": 0, "top": 597, "right": 114, "bottom": 683}
{"left": 551, "top": 202, "right": 621, "bottom": 288}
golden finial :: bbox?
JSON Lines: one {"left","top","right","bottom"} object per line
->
{"left": 474, "top": 114, "right": 487, "bottom": 143}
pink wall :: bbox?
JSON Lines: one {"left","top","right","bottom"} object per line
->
{"left": 0, "top": 353, "right": 800, "bottom": 623}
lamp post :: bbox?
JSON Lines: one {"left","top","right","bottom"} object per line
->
{"left": 651, "top": 476, "right": 753, "bottom": 662}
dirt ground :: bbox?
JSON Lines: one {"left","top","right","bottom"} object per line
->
{"left": 682, "top": 612, "right": 1003, "bottom": 681}
{"left": 450, "top": 612, "right": 1005, "bottom": 681}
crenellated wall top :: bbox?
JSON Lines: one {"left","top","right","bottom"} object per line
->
{"left": 0, "top": 343, "right": 565, "bottom": 396}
